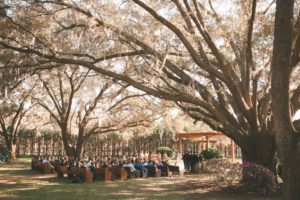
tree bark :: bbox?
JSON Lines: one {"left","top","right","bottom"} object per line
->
{"left": 241, "top": 133, "right": 276, "bottom": 172}
{"left": 60, "top": 126, "right": 75, "bottom": 158}
{"left": 10, "top": 144, "right": 17, "bottom": 161}
{"left": 271, "top": 0, "right": 300, "bottom": 199}
{"left": 283, "top": 150, "right": 300, "bottom": 199}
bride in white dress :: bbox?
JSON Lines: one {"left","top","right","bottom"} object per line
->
{"left": 176, "top": 151, "right": 185, "bottom": 176}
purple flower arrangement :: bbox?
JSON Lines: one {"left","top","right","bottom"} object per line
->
{"left": 242, "top": 161, "right": 279, "bottom": 195}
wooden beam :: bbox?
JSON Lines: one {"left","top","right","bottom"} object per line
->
{"left": 177, "top": 132, "right": 224, "bottom": 139}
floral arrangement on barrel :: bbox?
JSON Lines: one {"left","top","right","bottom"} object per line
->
{"left": 156, "top": 147, "right": 174, "bottom": 158}
{"left": 242, "top": 162, "right": 279, "bottom": 195}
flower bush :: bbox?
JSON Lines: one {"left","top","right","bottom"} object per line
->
{"left": 208, "top": 159, "right": 242, "bottom": 186}
{"left": 242, "top": 162, "right": 279, "bottom": 195}
{"left": 207, "top": 160, "right": 279, "bottom": 195}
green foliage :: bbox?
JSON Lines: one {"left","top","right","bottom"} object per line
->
{"left": 183, "top": 126, "right": 188, "bottom": 132}
{"left": 0, "top": 144, "right": 11, "bottom": 162}
{"left": 242, "top": 162, "right": 279, "bottom": 195}
{"left": 156, "top": 146, "right": 174, "bottom": 157}
{"left": 201, "top": 148, "right": 222, "bottom": 160}
{"left": 18, "top": 128, "right": 35, "bottom": 139}
{"left": 40, "top": 130, "right": 60, "bottom": 141}
{"left": 6, "top": 126, "right": 12, "bottom": 134}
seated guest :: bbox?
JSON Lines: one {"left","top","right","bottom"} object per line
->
{"left": 146, "top": 162, "right": 161, "bottom": 177}
{"left": 101, "top": 160, "right": 108, "bottom": 168}
{"left": 134, "top": 159, "right": 144, "bottom": 168}
{"left": 123, "top": 160, "right": 140, "bottom": 178}
{"left": 42, "top": 157, "right": 55, "bottom": 172}
{"left": 108, "top": 160, "right": 113, "bottom": 168}
{"left": 153, "top": 163, "right": 161, "bottom": 173}
{"left": 86, "top": 160, "right": 97, "bottom": 181}
{"left": 134, "top": 159, "right": 148, "bottom": 177}
{"left": 31, "top": 156, "right": 39, "bottom": 170}
{"left": 156, "top": 160, "right": 164, "bottom": 167}
{"left": 110, "top": 159, "right": 119, "bottom": 167}
{"left": 162, "top": 153, "right": 169, "bottom": 163}
{"left": 144, "top": 160, "right": 153, "bottom": 167}
{"left": 79, "top": 161, "right": 86, "bottom": 168}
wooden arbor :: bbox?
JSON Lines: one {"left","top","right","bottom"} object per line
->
{"left": 176, "top": 132, "right": 236, "bottom": 162}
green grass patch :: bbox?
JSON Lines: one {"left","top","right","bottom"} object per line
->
{"left": 16, "top": 157, "right": 33, "bottom": 163}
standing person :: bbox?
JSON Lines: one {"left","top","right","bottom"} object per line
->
{"left": 185, "top": 150, "right": 191, "bottom": 171}
{"left": 176, "top": 151, "right": 184, "bottom": 177}
{"left": 190, "top": 151, "right": 198, "bottom": 172}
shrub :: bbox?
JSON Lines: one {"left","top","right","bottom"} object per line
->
{"left": 156, "top": 147, "right": 174, "bottom": 158}
{"left": 201, "top": 148, "right": 222, "bottom": 160}
{"left": 0, "top": 144, "right": 11, "bottom": 162}
{"left": 242, "top": 162, "right": 279, "bottom": 195}
{"left": 207, "top": 159, "right": 242, "bottom": 186}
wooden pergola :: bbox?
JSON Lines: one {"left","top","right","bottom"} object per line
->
{"left": 176, "top": 132, "right": 236, "bottom": 162}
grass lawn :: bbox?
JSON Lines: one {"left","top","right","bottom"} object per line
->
{"left": 0, "top": 159, "right": 279, "bottom": 200}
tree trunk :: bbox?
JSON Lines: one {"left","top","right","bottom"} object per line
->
{"left": 24, "top": 139, "right": 27, "bottom": 156}
{"left": 74, "top": 143, "right": 84, "bottom": 160}
{"left": 241, "top": 133, "right": 276, "bottom": 172}
{"left": 283, "top": 142, "right": 300, "bottom": 199}
{"left": 31, "top": 137, "right": 34, "bottom": 156}
{"left": 52, "top": 136, "right": 55, "bottom": 156}
{"left": 100, "top": 141, "right": 103, "bottom": 157}
{"left": 11, "top": 144, "right": 17, "bottom": 161}
{"left": 271, "top": 0, "right": 300, "bottom": 199}
{"left": 37, "top": 139, "right": 41, "bottom": 157}
{"left": 60, "top": 126, "right": 75, "bottom": 158}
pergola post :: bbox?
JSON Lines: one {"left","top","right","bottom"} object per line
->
{"left": 177, "top": 139, "right": 182, "bottom": 154}
{"left": 198, "top": 142, "right": 202, "bottom": 153}
{"left": 176, "top": 138, "right": 184, "bottom": 177}
{"left": 206, "top": 136, "right": 209, "bottom": 149}
{"left": 230, "top": 139, "right": 235, "bottom": 162}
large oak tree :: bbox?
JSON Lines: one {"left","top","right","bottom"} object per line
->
{"left": 1, "top": 0, "right": 300, "bottom": 172}
{"left": 271, "top": 0, "right": 300, "bottom": 199}
{"left": 34, "top": 66, "right": 159, "bottom": 159}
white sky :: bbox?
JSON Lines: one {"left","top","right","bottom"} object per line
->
{"left": 293, "top": 110, "right": 300, "bottom": 120}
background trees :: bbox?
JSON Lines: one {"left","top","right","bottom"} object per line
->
{"left": 33, "top": 66, "right": 160, "bottom": 159}
{"left": 0, "top": 75, "right": 35, "bottom": 160}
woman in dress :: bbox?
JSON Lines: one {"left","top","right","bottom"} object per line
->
{"left": 176, "top": 151, "right": 184, "bottom": 177}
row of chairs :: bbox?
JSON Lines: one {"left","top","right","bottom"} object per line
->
{"left": 32, "top": 161, "right": 55, "bottom": 174}
{"left": 56, "top": 165, "right": 179, "bottom": 183}
{"left": 57, "top": 166, "right": 128, "bottom": 183}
